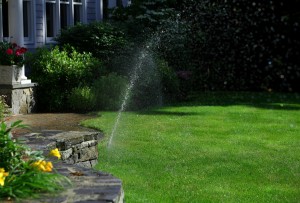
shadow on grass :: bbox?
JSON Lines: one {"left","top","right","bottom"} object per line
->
{"left": 137, "top": 110, "right": 204, "bottom": 116}
{"left": 135, "top": 92, "right": 300, "bottom": 116}
{"left": 175, "top": 91, "right": 300, "bottom": 111}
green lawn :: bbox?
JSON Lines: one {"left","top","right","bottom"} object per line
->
{"left": 82, "top": 92, "right": 300, "bottom": 202}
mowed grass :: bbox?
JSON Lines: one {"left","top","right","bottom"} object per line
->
{"left": 82, "top": 92, "right": 300, "bottom": 202}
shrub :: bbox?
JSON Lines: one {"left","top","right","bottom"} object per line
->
{"left": 68, "top": 86, "right": 96, "bottom": 112}
{"left": 155, "top": 58, "right": 180, "bottom": 101}
{"left": 92, "top": 73, "right": 128, "bottom": 111}
{"left": 127, "top": 56, "right": 180, "bottom": 110}
{"left": 55, "top": 22, "right": 127, "bottom": 64}
{"left": 26, "top": 46, "right": 103, "bottom": 112}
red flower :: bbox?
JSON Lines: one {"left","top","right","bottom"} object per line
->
{"left": 6, "top": 49, "right": 13, "bottom": 55}
{"left": 13, "top": 47, "right": 27, "bottom": 56}
{"left": 20, "top": 47, "right": 27, "bottom": 54}
{"left": 16, "top": 50, "right": 22, "bottom": 56}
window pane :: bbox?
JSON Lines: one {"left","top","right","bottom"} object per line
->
{"left": 2, "top": 0, "right": 8, "bottom": 37}
{"left": 46, "top": 3, "right": 55, "bottom": 37}
{"left": 60, "top": 4, "right": 69, "bottom": 30}
{"left": 74, "top": 5, "right": 81, "bottom": 24}
{"left": 23, "top": 1, "right": 31, "bottom": 38}
{"left": 74, "top": 0, "right": 82, "bottom": 2}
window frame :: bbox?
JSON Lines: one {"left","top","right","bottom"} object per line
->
{"left": 45, "top": 0, "right": 86, "bottom": 44}
{"left": 23, "top": 0, "right": 35, "bottom": 45}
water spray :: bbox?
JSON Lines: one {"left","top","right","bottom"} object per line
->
{"left": 108, "top": 49, "right": 149, "bottom": 147}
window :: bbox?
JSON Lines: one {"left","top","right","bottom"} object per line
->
{"left": 23, "top": 0, "right": 34, "bottom": 42}
{"left": 60, "top": 0, "right": 69, "bottom": 30}
{"left": 46, "top": 0, "right": 85, "bottom": 42}
{"left": 1, "top": 0, "right": 8, "bottom": 38}
{"left": 73, "top": 0, "right": 82, "bottom": 25}
{"left": 46, "top": 0, "right": 56, "bottom": 38}
{"left": 1, "top": 0, "right": 33, "bottom": 42}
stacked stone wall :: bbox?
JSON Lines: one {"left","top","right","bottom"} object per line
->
{"left": 0, "top": 84, "right": 36, "bottom": 114}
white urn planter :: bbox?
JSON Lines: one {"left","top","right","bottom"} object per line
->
{"left": 0, "top": 65, "right": 23, "bottom": 84}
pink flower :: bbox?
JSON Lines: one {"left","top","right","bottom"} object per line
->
{"left": 6, "top": 48, "right": 13, "bottom": 55}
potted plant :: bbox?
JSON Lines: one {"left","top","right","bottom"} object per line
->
{"left": 0, "top": 41, "right": 27, "bottom": 85}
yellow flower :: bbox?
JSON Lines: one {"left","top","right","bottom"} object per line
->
{"left": 31, "top": 160, "right": 53, "bottom": 172}
{"left": 0, "top": 168, "right": 9, "bottom": 186}
{"left": 49, "top": 148, "right": 61, "bottom": 159}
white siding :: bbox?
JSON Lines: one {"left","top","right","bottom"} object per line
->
{"left": 86, "top": 0, "right": 96, "bottom": 23}
{"left": 35, "top": 0, "right": 44, "bottom": 47}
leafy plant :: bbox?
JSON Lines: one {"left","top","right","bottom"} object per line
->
{"left": 0, "top": 121, "right": 69, "bottom": 200}
{"left": 68, "top": 86, "right": 96, "bottom": 112}
{"left": 55, "top": 22, "right": 127, "bottom": 64}
{"left": 26, "top": 46, "right": 103, "bottom": 112}
{"left": 92, "top": 73, "right": 128, "bottom": 110}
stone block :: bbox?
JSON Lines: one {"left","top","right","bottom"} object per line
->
{"left": 60, "top": 148, "right": 73, "bottom": 160}
{"left": 47, "top": 131, "right": 100, "bottom": 168}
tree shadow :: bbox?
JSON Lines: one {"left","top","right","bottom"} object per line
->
{"left": 137, "top": 110, "right": 204, "bottom": 116}
{"left": 175, "top": 91, "right": 300, "bottom": 111}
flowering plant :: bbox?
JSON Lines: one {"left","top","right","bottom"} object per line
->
{"left": 0, "top": 41, "right": 27, "bottom": 67}
{"left": 0, "top": 120, "right": 69, "bottom": 200}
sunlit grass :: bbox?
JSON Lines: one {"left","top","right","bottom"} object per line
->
{"left": 82, "top": 92, "right": 300, "bottom": 202}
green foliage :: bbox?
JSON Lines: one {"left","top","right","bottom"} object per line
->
{"left": 111, "top": 0, "right": 178, "bottom": 41}
{"left": 182, "top": 0, "right": 300, "bottom": 92}
{"left": 26, "top": 46, "right": 103, "bottom": 112}
{"left": 155, "top": 58, "right": 180, "bottom": 101}
{"left": 55, "top": 22, "right": 127, "bottom": 64}
{"left": 68, "top": 86, "right": 96, "bottom": 112}
{"left": 0, "top": 121, "right": 69, "bottom": 200}
{"left": 0, "top": 121, "right": 28, "bottom": 171}
{"left": 92, "top": 73, "right": 128, "bottom": 111}
{"left": 128, "top": 56, "right": 180, "bottom": 109}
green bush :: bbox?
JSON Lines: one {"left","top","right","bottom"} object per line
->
{"left": 55, "top": 22, "right": 127, "bottom": 64}
{"left": 127, "top": 56, "right": 180, "bottom": 110}
{"left": 92, "top": 73, "right": 128, "bottom": 111}
{"left": 155, "top": 58, "right": 180, "bottom": 101}
{"left": 26, "top": 46, "right": 103, "bottom": 112}
{"left": 68, "top": 86, "right": 96, "bottom": 112}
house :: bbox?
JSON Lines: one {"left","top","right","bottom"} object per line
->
{"left": 0, "top": 0, "right": 130, "bottom": 49}
{"left": 0, "top": 0, "right": 129, "bottom": 115}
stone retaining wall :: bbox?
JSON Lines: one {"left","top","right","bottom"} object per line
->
{"left": 23, "top": 130, "right": 124, "bottom": 203}
{"left": 0, "top": 83, "right": 36, "bottom": 114}
{"left": 47, "top": 131, "right": 100, "bottom": 168}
